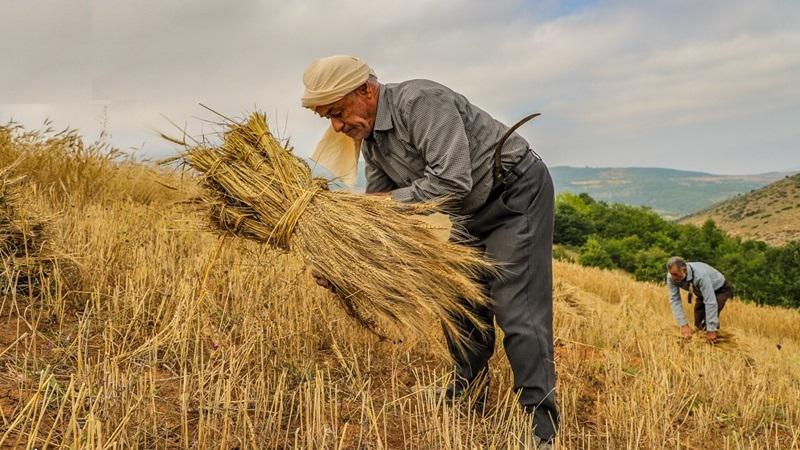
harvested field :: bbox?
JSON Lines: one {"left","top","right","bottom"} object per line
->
{"left": 0, "top": 122, "right": 798, "bottom": 449}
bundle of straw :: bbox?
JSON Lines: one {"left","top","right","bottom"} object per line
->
{"left": 167, "top": 111, "right": 494, "bottom": 350}
{"left": 0, "top": 164, "right": 56, "bottom": 295}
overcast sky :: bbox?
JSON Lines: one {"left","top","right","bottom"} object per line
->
{"left": 1, "top": 0, "right": 798, "bottom": 174}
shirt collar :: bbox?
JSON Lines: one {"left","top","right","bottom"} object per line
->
{"left": 372, "top": 84, "right": 393, "bottom": 132}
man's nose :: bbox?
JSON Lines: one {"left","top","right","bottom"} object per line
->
{"left": 331, "top": 117, "right": 344, "bottom": 132}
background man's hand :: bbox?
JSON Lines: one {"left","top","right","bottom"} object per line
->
{"left": 706, "top": 331, "right": 718, "bottom": 343}
{"left": 680, "top": 324, "right": 693, "bottom": 338}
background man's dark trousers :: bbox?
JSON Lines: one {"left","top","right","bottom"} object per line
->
{"left": 692, "top": 280, "right": 734, "bottom": 330}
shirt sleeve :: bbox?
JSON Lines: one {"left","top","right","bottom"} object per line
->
{"left": 697, "top": 275, "right": 720, "bottom": 332}
{"left": 667, "top": 274, "right": 688, "bottom": 326}
{"left": 364, "top": 162, "right": 396, "bottom": 193}
{"left": 390, "top": 93, "right": 472, "bottom": 208}
{"left": 362, "top": 142, "right": 397, "bottom": 194}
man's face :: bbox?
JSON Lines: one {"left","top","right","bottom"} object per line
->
{"left": 314, "top": 83, "right": 378, "bottom": 140}
{"left": 669, "top": 266, "right": 687, "bottom": 283}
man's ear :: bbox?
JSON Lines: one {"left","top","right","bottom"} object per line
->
{"left": 360, "top": 82, "right": 378, "bottom": 99}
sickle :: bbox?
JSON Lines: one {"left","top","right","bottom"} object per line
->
{"left": 492, "top": 113, "right": 542, "bottom": 185}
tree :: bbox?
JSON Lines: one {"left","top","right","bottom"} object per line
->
{"left": 554, "top": 202, "right": 593, "bottom": 246}
{"left": 603, "top": 236, "right": 644, "bottom": 272}
{"left": 579, "top": 236, "right": 615, "bottom": 270}
{"left": 633, "top": 246, "right": 670, "bottom": 282}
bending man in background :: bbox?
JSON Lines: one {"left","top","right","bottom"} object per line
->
{"left": 666, "top": 256, "right": 734, "bottom": 343}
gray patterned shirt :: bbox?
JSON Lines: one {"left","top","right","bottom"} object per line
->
{"left": 361, "top": 80, "right": 530, "bottom": 215}
{"left": 667, "top": 262, "right": 726, "bottom": 332}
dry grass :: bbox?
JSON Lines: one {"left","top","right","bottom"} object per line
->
{"left": 0, "top": 120, "right": 192, "bottom": 208}
{"left": 0, "top": 121, "right": 798, "bottom": 449}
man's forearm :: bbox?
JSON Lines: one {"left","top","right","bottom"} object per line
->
{"left": 700, "top": 280, "right": 720, "bottom": 331}
{"left": 704, "top": 299, "right": 720, "bottom": 332}
{"left": 670, "top": 297, "right": 689, "bottom": 326}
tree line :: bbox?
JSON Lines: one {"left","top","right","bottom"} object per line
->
{"left": 554, "top": 192, "right": 800, "bottom": 308}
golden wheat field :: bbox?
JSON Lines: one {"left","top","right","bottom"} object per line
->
{"left": 0, "top": 122, "right": 798, "bottom": 449}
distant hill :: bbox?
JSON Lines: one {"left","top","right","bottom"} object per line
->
{"left": 547, "top": 167, "right": 794, "bottom": 219}
{"left": 680, "top": 173, "right": 800, "bottom": 245}
{"left": 340, "top": 162, "right": 793, "bottom": 219}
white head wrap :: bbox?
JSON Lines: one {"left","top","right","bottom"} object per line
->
{"left": 301, "top": 55, "right": 375, "bottom": 108}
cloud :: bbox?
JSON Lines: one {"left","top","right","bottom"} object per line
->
{"left": 576, "top": 32, "right": 800, "bottom": 130}
{"left": 1, "top": 0, "right": 798, "bottom": 173}
{"left": 0, "top": 0, "right": 91, "bottom": 102}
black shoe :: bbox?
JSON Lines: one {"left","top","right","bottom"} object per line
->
{"left": 435, "top": 374, "right": 489, "bottom": 412}
{"left": 526, "top": 406, "right": 558, "bottom": 448}
{"left": 434, "top": 375, "right": 469, "bottom": 401}
{"left": 533, "top": 435, "right": 554, "bottom": 449}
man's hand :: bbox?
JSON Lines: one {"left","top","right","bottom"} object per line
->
{"left": 366, "top": 191, "right": 390, "bottom": 197}
{"left": 311, "top": 269, "right": 334, "bottom": 291}
{"left": 680, "top": 324, "right": 693, "bottom": 339}
{"left": 706, "top": 331, "right": 718, "bottom": 343}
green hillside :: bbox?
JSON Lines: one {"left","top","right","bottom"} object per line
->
{"left": 548, "top": 167, "right": 792, "bottom": 219}
{"left": 681, "top": 173, "right": 800, "bottom": 245}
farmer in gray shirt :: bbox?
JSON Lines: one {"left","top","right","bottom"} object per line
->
{"left": 666, "top": 256, "right": 734, "bottom": 343}
{"left": 302, "top": 55, "right": 558, "bottom": 444}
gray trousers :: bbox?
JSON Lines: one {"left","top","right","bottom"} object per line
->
{"left": 444, "top": 156, "right": 558, "bottom": 441}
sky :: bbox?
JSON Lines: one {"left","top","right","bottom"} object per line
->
{"left": 1, "top": 0, "right": 798, "bottom": 174}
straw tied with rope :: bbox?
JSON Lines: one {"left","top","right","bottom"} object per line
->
{"left": 163, "top": 108, "right": 495, "bottom": 357}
